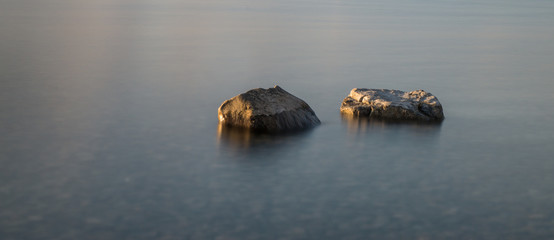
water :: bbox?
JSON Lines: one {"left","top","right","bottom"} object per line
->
{"left": 1, "top": 0, "right": 554, "bottom": 239}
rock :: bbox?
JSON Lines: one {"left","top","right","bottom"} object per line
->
{"left": 340, "top": 88, "right": 444, "bottom": 121}
{"left": 218, "top": 86, "right": 321, "bottom": 132}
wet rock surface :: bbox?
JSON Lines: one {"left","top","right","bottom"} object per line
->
{"left": 218, "top": 86, "right": 321, "bottom": 132}
{"left": 340, "top": 88, "right": 444, "bottom": 121}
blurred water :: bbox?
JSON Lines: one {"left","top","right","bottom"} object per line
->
{"left": 1, "top": 0, "right": 554, "bottom": 239}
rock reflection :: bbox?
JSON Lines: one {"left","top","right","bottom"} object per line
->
{"left": 217, "top": 123, "right": 313, "bottom": 155}
{"left": 341, "top": 114, "right": 442, "bottom": 137}
{"left": 217, "top": 123, "right": 256, "bottom": 150}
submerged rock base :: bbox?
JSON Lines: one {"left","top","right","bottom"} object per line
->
{"left": 218, "top": 86, "right": 321, "bottom": 132}
{"left": 340, "top": 88, "right": 444, "bottom": 121}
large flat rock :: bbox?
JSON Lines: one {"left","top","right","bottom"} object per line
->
{"left": 340, "top": 88, "right": 444, "bottom": 121}
{"left": 218, "top": 86, "right": 321, "bottom": 132}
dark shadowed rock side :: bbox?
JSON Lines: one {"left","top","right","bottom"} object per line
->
{"left": 340, "top": 88, "right": 444, "bottom": 121}
{"left": 218, "top": 86, "right": 321, "bottom": 132}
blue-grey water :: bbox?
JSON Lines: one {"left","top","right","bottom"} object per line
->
{"left": 2, "top": 0, "right": 554, "bottom": 239}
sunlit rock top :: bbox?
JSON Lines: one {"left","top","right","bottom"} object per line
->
{"left": 340, "top": 88, "right": 444, "bottom": 121}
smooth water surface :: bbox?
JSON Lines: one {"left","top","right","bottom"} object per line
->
{"left": 2, "top": 0, "right": 554, "bottom": 239}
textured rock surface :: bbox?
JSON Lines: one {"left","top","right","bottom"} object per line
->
{"left": 340, "top": 88, "right": 444, "bottom": 121}
{"left": 218, "top": 86, "right": 321, "bottom": 131}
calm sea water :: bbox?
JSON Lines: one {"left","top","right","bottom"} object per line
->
{"left": 2, "top": 0, "right": 554, "bottom": 239}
